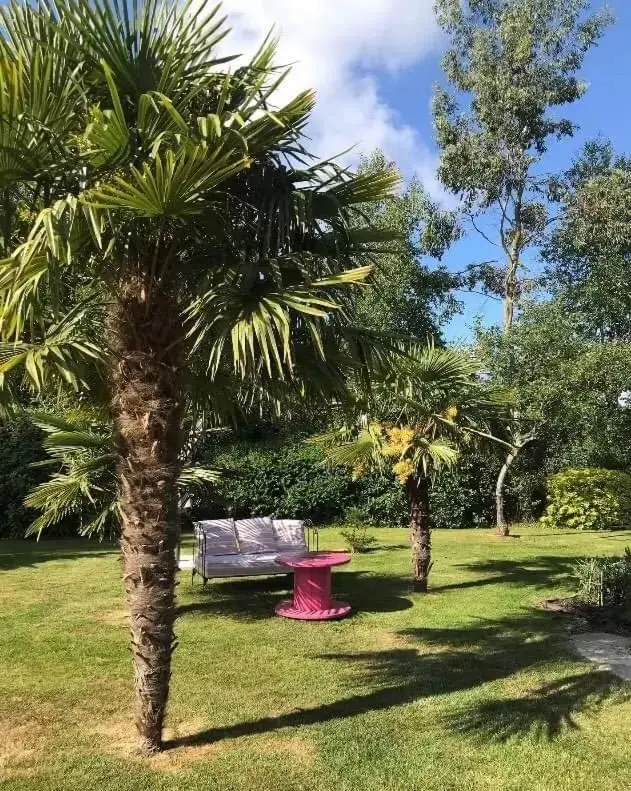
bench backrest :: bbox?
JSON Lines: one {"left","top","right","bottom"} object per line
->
{"left": 194, "top": 517, "right": 306, "bottom": 555}
{"left": 272, "top": 519, "right": 307, "bottom": 551}
{"left": 234, "top": 517, "right": 276, "bottom": 553}
{"left": 194, "top": 519, "right": 239, "bottom": 555}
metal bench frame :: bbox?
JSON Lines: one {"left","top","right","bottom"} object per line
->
{"left": 191, "top": 518, "right": 319, "bottom": 586}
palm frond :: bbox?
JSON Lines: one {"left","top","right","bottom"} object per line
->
{"left": 24, "top": 408, "right": 223, "bottom": 538}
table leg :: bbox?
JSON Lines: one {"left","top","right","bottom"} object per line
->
{"left": 275, "top": 566, "right": 351, "bottom": 620}
{"left": 293, "top": 566, "right": 331, "bottom": 611}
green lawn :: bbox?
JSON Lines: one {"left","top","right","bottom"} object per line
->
{"left": 2, "top": 527, "right": 631, "bottom": 790}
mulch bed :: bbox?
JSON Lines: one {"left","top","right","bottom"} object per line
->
{"left": 540, "top": 596, "right": 631, "bottom": 636}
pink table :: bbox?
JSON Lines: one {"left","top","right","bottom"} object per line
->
{"left": 275, "top": 552, "right": 352, "bottom": 620}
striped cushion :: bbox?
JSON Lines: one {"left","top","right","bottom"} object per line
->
{"left": 195, "top": 519, "right": 238, "bottom": 555}
{"left": 272, "top": 519, "right": 306, "bottom": 550}
{"left": 234, "top": 517, "right": 276, "bottom": 553}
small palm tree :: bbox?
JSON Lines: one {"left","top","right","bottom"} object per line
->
{"left": 0, "top": 0, "right": 398, "bottom": 752}
{"left": 25, "top": 410, "right": 220, "bottom": 539}
{"left": 317, "top": 345, "right": 501, "bottom": 591}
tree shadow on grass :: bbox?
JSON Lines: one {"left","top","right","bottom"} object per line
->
{"left": 431, "top": 556, "right": 577, "bottom": 593}
{"left": 0, "top": 539, "right": 118, "bottom": 571}
{"left": 444, "top": 671, "right": 626, "bottom": 741}
{"left": 176, "top": 570, "right": 414, "bottom": 621}
{"left": 374, "top": 543, "right": 410, "bottom": 552}
{"left": 166, "top": 608, "right": 629, "bottom": 750}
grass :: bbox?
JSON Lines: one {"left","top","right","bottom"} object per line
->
{"left": 2, "top": 526, "right": 631, "bottom": 790}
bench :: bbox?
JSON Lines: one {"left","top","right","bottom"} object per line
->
{"left": 192, "top": 517, "right": 318, "bottom": 585}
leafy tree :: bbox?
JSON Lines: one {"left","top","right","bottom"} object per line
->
{"left": 433, "top": 0, "right": 612, "bottom": 534}
{"left": 0, "top": 0, "right": 398, "bottom": 752}
{"left": 544, "top": 140, "right": 631, "bottom": 340}
{"left": 316, "top": 345, "right": 503, "bottom": 590}
{"left": 353, "top": 150, "right": 461, "bottom": 339}
{"left": 476, "top": 299, "right": 631, "bottom": 484}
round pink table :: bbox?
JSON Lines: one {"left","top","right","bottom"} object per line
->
{"left": 275, "top": 552, "right": 352, "bottom": 620}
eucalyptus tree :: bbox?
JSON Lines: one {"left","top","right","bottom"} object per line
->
{"left": 433, "top": 0, "right": 612, "bottom": 535}
{"left": 0, "top": 0, "right": 398, "bottom": 752}
{"left": 316, "top": 345, "right": 503, "bottom": 590}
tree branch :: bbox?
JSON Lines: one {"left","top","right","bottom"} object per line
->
{"left": 467, "top": 213, "right": 498, "bottom": 248}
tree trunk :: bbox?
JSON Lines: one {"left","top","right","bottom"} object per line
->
{"left": 407, "top": 475, "right": 431, "bottom": 592}
{"left": 109, "top": 281, "right": 184, "bottom": 755}
{"left": 495, "top": 445, "right": 519, "bottom": 537}
{"left": 503, "top": 249, "right": 519, "bottom": 332}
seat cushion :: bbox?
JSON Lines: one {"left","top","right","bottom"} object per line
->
{"left": 202, "top": 551, "right": 284, "bottom": 577}
{"left": 195, "top": 519, "right": 238, "bottom": 555}
{"left": 235, "top": 517, "right": 276, "bottom": 553}
{"left": 272, "top": 519, "right": 306, "bottom": 551}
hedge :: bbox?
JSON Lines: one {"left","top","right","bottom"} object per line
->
{"left": 0, "top": 416, "right": 48, "bottom": 538}
{"left": 540, "top": 467, "right": 631, "bottom": 531}
{"left": 0, "top": 417, "right": 548, "bottom": 536}
{"left": 190, "top": 438, "right": 508, "bottom": 528}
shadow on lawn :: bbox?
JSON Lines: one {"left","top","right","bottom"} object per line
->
{"left": 166, "top": 609, "right": 629, "bottom": 750}
{"left": 176, "top": 570, "right": 414, "bottom": 620}
{"left": 374, "top": 543, "right": 410, "bottom": 552}
{"left": 431, "top": 556, "right": 577, "bottom": 593}
{"left": 0, "top": 540, "right": 118, "bottom": 571}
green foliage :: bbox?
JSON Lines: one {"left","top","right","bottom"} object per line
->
{"left": 429, "top": 449, "right": 499, "bottom": 529}
{"left": 0, "top": 0, "right": 400, "bottom": 421}
{"left": 476, "top": 301, "right": 631, "bottom": 490}
{"left": 434, "top": 0, "right": 611, "bottom": 209}
{"left": 25, "top": 410, "right": 120, "bottom": 540}
{"left": 340, "top": 507, "right": 378, "bottom": 552}
{"left": 353, "top": 150, "right": 462, "bottom": 339}
{"left": 194, "top": 441, "right": 354, "bottom": 523}
{"left": 355, "top": 472, "right": 407, "bottom": 525}
{"left": 24, "top": 412, "right": 221, "bottom": 539}
{"left": 314, "top": 344, "right": 498, "bottom": 487}
{"left": 544, "top": 140, "right": 631, "bottom": 341}
{"left": 0, "top": 416, "right": 47, "bottom": 537}
{"left": 573, "top": 549, "right": 631, "bottom": 607}
{"left": 189, "top": 435, "right": 509, "bottom": 530}
{"left": 541, "top": 468, "right": 631, "bottom": 531}
{"left": 339, "top": 525, "right": 378, "bottom": 553}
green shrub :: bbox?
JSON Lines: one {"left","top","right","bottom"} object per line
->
{"left": 573, "top": 549, "right": 631, "bottom": 607}
{"left": 340, "top": 508, "right": 378, "bottom": 552}
{"left": 340, "top": 525, "right": 377, "bottom": 552}
{"left": 355, "top": 472, "right": 407, "bottom": 526}
{"left": 190, "top": 437, "right": 511, "bottom": 528}
{"left": 429, "top": 449, "right": 499, "bottom": 529}
{"left": 0, "top": 416, "right": 47, "bottom": 538}
{"left": 540, "top": 468, "right": 631, "bottom": 531}
{"left": 191, "top": 441, "right": 354, "bottom": 523}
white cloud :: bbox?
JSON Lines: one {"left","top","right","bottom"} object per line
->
{"left": 211, "top": 0, "right": 446, "bottom": 201}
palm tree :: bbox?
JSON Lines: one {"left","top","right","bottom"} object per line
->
{"left": 0, "top": 0, "right": 398, "bottom": 752}
{"left": 25, "top": 409, "right": 221, "bottom": 539}
{"left": 317, "top": 345, "right": 502, "bottom": 591}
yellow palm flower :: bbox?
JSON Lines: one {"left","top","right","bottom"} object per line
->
{"left": 392, "top": 458, "right": 414, "bottom": 484}
{"left": 442, "top": 404, "right": 459, "bottom": 421}
{"left": 385, "top": 426, "right": 415, "bottom": 457}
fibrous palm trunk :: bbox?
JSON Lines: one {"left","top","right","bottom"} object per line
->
{"left": 109, "top": 280, "right": 183, "bottom": 754}
{"left": 406, "top": 475, "right": 431, "bottom": 592}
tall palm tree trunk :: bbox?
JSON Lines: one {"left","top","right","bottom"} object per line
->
{"left": 406, "top": 475, "right": 431, "bottom": 592}
{"left": 109, "top": 280, "right": 183, "bottom": 754}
